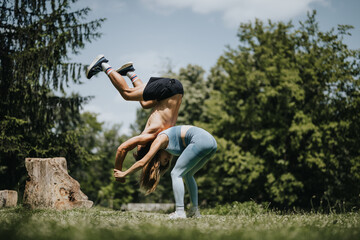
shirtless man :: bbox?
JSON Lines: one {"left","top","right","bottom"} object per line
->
{"left": 86, "top": 55, "right": 183, "bottom": 177}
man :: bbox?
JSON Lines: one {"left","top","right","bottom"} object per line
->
{"left": 86, "top": 55, "right": 183, "bottom": 177}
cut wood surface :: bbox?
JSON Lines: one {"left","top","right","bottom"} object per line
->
{"left": 0, "top": 190, "right": 18, "bottom": 208}
{"left": 23, "top": 157, "right": 93, "bottom": 210}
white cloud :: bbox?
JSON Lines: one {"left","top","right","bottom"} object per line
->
{"left": 141, "top": 0, "right": 328, "bottom": 28}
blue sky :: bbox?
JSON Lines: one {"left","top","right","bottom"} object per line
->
{"left": 68, "top": 0, "right": 360, "bottom": 134}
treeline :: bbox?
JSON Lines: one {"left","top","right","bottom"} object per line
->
{"left": 155, "top": 12, "right": 360, "bottom": 209}
{"left": 1, "top": 0, "right": 359, "bottom": 209}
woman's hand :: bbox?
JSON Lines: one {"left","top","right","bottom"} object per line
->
{"left": 114, "top": 169, "right": 126, "bottom": 183}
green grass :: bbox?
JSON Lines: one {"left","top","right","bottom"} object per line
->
{"left": 0, "top": 203, "right": 359, "bottom": 240}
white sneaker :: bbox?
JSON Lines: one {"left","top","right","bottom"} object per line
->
{"left": 187, "top": 208, "right": 202, "bottom": 218}
{"left": 169, "top": 211, "right": 186, "bottom": 219}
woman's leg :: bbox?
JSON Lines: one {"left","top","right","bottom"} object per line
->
{"left": 171, "top": 137, "right": 217, "bottom": 208}
{"left": 183, "top": 145, "right": 217, "bottom": 207}
{"left": 171, "top": 144, "right": 199, "bottom": 208}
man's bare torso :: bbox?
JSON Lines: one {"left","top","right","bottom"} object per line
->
{"left": 142, "top": 94, "right": 182, "bottom": 136}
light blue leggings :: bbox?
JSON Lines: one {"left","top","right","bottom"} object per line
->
{"left": 170, "top": 127, "right": 217, "bottom": 207}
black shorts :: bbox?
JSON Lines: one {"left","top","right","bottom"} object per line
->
{"left": 143, "top": 77, "right": 184, "bottom": 101}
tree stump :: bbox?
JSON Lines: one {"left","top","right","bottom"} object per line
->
{"left": 0, "top": 190, "right": 18, "bottom": 208}
{"left": 23, "top": 157, "right": 93, "bottom": 210}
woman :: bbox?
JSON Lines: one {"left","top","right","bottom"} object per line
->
{"left": 114, "top": 125, "right": 217, "bottom": 219}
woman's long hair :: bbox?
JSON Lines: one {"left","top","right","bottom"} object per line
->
{"left": 133, "top": 141, "right": 152, "bottom": 161}
{"left": 139, "top": 150, "right": 171, "bottom": 195}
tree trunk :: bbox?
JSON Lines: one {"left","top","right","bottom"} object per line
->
{"left": 23, "top": 157, "right": 93, "bottom": 210}
{"left": 0, "top": 190, "right": 18, "bottom": 208}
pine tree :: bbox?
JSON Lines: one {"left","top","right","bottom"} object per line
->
{"left": 0, "top": 0, "right": 105, "bottom": 191}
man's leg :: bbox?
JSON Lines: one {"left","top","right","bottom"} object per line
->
{"left": 117, "top": 62, "right": 157, "bottom": 108}
{"left": 86, "top": 55, "right": 145, "bottom": 101}
{"left": 116, "top": 62, "right": 144, "bottom": 88}
{"left": 107, "top": 71, "right": 145, "bottom": 101}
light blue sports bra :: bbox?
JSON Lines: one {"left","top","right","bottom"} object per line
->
{"left": 158, "top": 126, "right": 185, "bottom": 156}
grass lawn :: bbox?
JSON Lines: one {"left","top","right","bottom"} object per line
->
{"left": 0, "top": 202, "right": 359, "bottom": 240}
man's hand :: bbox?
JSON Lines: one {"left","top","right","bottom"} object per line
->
{"left": 114, "top": 169, "right": 126, "bottom": 183}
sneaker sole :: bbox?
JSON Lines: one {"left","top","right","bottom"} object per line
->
{"left": 86, "top": 54, "right": 105, "bottom": 79}
{"left": 116, "top": 62, "right": 134, "bottom": 73}
{"left": 169, "top": 216, "right": 187, "bottom": 219}
{"left": 169, "top": 212, "right": 187, "bottom": 219}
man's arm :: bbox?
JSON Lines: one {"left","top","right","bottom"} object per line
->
{"left": 114, "top": 133, "right": 156, "bottom": 171}
{"left": 139, "top": 99, "right": 157, "bottom": 109}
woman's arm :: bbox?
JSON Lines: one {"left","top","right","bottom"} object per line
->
{"left": 114, "top": 134, "right": 168, "bottom": 179}
{"left": 113, "top": 159, "right": 147, "bottom": 178}
{"left": 115, "top": 133, "right": 156, "bottom": 171}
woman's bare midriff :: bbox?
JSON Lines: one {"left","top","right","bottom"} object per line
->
{"left": 180, "top": 125, "right": 193, "bottom": 147}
